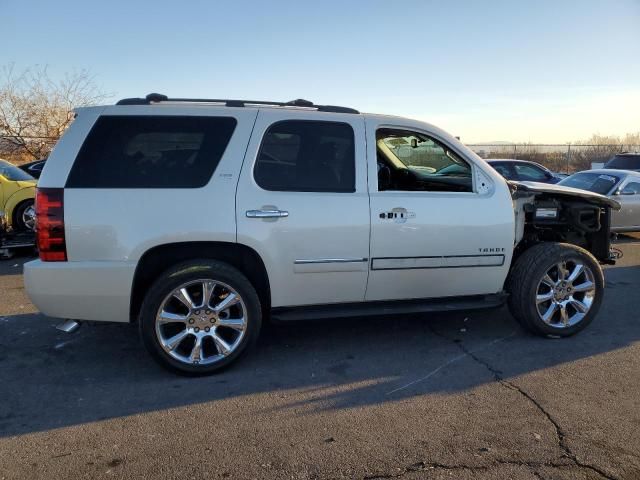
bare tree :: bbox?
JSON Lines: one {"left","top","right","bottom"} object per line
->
{"left": 569, "top": 132, "right": 640, "bottom": 171}
{"left": 0, "top": 64, "right": 108, "bottom": 162}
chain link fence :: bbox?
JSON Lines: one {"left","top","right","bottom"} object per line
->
{"left": 467, "top": 144, "right": 640, "bottom": 174}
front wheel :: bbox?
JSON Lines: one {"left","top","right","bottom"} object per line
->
{"left": 139, "top": 260, "right": 262, "bottom": 375}
{"left": 507, "top": 243, "right": 604, "bottom": 337}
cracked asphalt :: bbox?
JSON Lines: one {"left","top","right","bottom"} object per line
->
{"left": 1, "top": 235, "right": 639, "bottom": 479}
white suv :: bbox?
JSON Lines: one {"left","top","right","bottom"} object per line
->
{"left": 24, "top": 94, "right": 620, "bottom": 374}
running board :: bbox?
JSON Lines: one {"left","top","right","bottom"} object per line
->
{"left": 271, "top": 293, "right": 508, "bottom": 322}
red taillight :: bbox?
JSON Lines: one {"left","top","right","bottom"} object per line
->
{"left": 36, "top": 188, "right": 67, "bottom": 262}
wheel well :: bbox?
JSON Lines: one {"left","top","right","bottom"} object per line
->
{"left": 130, "top": 242, "right": 271, "bottom": 322}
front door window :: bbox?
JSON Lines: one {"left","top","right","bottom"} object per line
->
{"left": 376, "top": 129, "right": 472, "bottom": 193}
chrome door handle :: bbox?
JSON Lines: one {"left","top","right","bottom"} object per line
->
{"left": 246, "top": 209, "right": 289, "bottom": 218}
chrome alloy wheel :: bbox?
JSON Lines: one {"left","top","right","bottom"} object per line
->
{"left": 535, "top": 260, "right": 596, "bottom": 328}
{"left": 155, "top": 279, "right": 248, "bottom": 366}
{"left": 22, "top": 205, "right": 36, "bottom": 231}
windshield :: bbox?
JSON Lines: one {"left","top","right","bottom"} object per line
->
{"left": 0, "top": 159, "right": 35, "bottom": 181}
{"left": 559, "top": 172, "right": 620, "bottom": 195}
{"left": 604, "top": 155, "right": 640, "bottom": 170}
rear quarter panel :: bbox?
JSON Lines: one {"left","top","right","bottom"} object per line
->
{"left": 27, "top": 106, "right": 258, "bottom": 323}
{"left": 62, "top": 106, "right": 258, "bottom": 262}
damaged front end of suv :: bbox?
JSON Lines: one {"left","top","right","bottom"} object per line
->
{"left": 509, "top": 181, "right": 621, "bottom": 265}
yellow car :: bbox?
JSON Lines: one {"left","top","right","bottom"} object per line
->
{"left": 0, "top": 159, "right": 37, "bottom": 231}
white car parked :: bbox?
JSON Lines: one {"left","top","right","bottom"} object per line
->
{"left": 25, "top": 94, "right": 620, "bottom": 374}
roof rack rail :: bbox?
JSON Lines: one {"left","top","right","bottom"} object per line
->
{"left": 115, "top": 93, "right": 359, "bottom": 114}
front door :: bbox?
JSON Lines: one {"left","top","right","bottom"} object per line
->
{"left": 364, "top": 119, "right": 515, "bottom": 301}
{"left": 236, "top": 110, "right": 370, "bottom": 308}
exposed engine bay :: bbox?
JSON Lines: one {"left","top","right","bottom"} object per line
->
{"left": 509, "top": 181, "right": 621, "bottom": 264}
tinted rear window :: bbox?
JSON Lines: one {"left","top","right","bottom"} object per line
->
{"left": 66, "top": 116, "right": 236, "bottom": 188}
{"left": 559, "top": 172, "right": 620, "bottom": 194}
{"left": 604, "top": 155, "right": 640, "bottom": 170}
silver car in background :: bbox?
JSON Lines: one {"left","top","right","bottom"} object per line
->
{"left": 559, "top": 169, "right": 640, "bottom": 232}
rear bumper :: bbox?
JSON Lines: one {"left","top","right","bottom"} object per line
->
{"left": 24, "top": 260, "right": 136, "bottom": 323}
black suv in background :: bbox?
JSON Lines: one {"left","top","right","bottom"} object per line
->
{"left": 18, "top": 159, "right": 46, "bottom": 179}
{"left": 487, "top": 159, "right": 562, "bottom": 184}
{"left": 604, "top": 153, "right": 640, "bottom": 172}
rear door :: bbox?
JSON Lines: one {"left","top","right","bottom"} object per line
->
{"left": 236, "top": 110, "right": 370, "bottom": 308}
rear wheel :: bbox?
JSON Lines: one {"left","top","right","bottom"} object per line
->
{"left": 14, "top": 200, "right": 35, "bottom": 231}
{"left": 139, "top": 260, "right": 261, "bottom": 375}
{"left": 507, "top": 243, "right": 604, "bottom": 337}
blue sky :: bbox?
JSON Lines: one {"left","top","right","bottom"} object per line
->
{"left": 2, "top": 0, "right": 639, "bottom": 142}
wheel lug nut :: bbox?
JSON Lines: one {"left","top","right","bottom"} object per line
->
{"left": 189, "top": 319, "right": 195, "bottom": 324}
{"left": 205, "top": 310, "right": 211, "bottom": 315}
{"left": 194, "top": 310, "right": 201, "bottom": 315}
{"left": 194, "top": 327, "right": 200, "bottom": 333}
{"left": 205, "top": 327, "right": 210, "bottom": 332}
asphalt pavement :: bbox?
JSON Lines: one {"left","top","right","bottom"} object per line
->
{"left": 1, "top": 236, "right": 639, "bottom": 479}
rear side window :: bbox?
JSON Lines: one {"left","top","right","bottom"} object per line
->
{"left": 623, "top": 182, "right": 640, "bottom": 194}
{"left": 254, "top": 120, "right": 355, "bottom": 192}
{"left": 66, "top": 116, "right": 237, "bottom": 188}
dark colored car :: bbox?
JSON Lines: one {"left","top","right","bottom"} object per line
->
{"left": 18, "top": 159, "right": 46, "bottom": 179}
{"left": 603, "top": 153, "right": 640, "bottom": 172}
{"left": 487, "top": 159, "right": 562, "bottom": 184}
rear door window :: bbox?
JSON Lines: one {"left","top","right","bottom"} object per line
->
{"left": 254, "top": 120, "right": 355, "bottom": 193}
{"left": 491, "top": 163, "right": 515, "bottom": 180}
{"left": 514, "top": 163, "right": 549, "bottom": 181}
{"left": 66, "top": 116, "right": 237, "bottom": 188}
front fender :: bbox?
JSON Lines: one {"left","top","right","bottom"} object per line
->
{"left": 4, "top": 186, "right": 35, "bottom": 226}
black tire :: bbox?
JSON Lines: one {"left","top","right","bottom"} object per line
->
{"left": 139, "top": 259, "right": 262, "bottom": 375}
{"left": 13, "top": 200, "right": 35, "bottom": 231}
{"left": 507, "top": 242, "right": 604, "bottom": 337}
